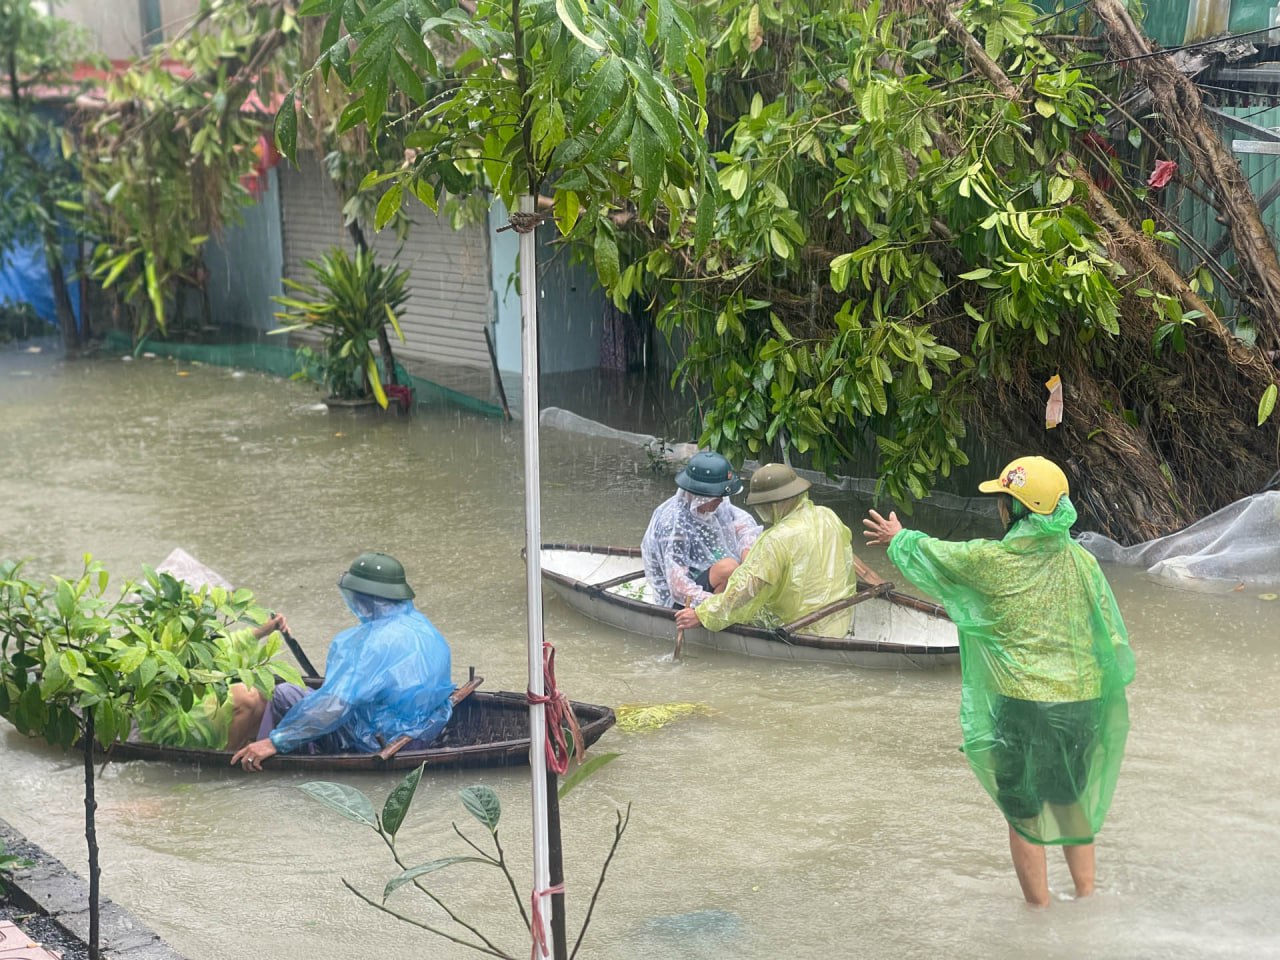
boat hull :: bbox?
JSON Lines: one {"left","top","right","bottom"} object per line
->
{"left": 540, "top": 545, "right": 960, "bottom": 670}
{"left": 104, "top": 691, "right": 615, "bottom": 772}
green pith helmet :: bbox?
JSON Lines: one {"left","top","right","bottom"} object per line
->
{"left": 675, "top": 451, "right": 744, "bottom": 497}
{"left": 339, "top": 552, "right": 415, "bottom": 600}
{"left": 744, "top": 463, "right": 811, "bottom": 505}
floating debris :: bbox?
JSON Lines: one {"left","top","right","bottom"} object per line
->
{"left": 23, "top": 345, "right": 41, "bottom": 354}
{"left": 615, "top": 702, "right": 711, "bottom": 733}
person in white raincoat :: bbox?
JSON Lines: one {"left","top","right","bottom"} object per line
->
{"left": 676, "top": 464, "right": 859, "bottom": 636}
{"left": 642, "top": 452, "right": 761, "bottom": 608}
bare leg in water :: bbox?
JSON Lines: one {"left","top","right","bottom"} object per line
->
{"left": 1008, "top": 824, "right": 1050, "bottom": 907}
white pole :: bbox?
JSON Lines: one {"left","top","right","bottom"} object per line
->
{"left": 517, "top": 193, "right": 554, "bottom": 956}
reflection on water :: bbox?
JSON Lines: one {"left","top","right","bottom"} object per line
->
{"left": 1, "top": 348, "right": 1279, "bottom": 960}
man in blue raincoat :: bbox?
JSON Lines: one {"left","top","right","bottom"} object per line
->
{"left": 230, "top": 552, "right": 454, "bottom": 771}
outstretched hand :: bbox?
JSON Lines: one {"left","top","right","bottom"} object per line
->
{"left": 862, "top": 509, "right": 904, "bottom": 546}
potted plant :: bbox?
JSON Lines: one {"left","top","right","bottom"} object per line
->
{"left": 271, "top": 247, "right": 411, "bottom": 410}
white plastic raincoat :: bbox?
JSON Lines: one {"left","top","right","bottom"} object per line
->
{"left": 642, "top": 490, "right": 761, "bottom": 607}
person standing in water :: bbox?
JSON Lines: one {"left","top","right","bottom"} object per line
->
{"left": 862, "top": 456, "right": 1135, "bottom": 906}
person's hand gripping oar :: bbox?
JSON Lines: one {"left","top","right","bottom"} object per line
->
{"left": 674, "top": 602, "right": 701, "bottom": 661}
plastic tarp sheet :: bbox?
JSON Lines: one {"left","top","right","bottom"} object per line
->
{"left": 1077, "top": 491, "right": 1280, "bottom": 589}
{"left": 0, "top": 241, "right": 77, "bottom": 328}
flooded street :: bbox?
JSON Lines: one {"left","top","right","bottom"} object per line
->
{"left": 1, "top": 347, "right": 1278, "bottom": 959}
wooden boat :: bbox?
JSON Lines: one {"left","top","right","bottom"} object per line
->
{"left": 105, "top": 676, "right": 616, "bottom": 772}
{"left": 96, "top": 549, "right": 616, "bottom": 771}
{"left": 539, "top": 544, "right": 960, "bottom": 670}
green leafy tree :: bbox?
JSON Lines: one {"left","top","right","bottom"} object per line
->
{"left": 0, "top": 557, "right": 300, "bottom": 960}
{"left": 274, "top": 0, "right": 1278, "bottom": 541}
{"left": 275, "top": 0, "right": 713, "bottom": 273}
{"left": 0, "top": 0, "right": 96, "bottom": 349}
{"left": 79, "top": 0, "right": 298, "bottom": 340}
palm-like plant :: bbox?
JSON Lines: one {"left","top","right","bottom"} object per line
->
{"left": 272, "top": 247, "right": 409, "bottom": 406}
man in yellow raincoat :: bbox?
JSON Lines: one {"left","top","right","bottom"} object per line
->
{"left": 863, "top": 456, "right": 1135, "bottom": 907}
{"left": 675, "top": 464, "right": 859, "bottom": 636}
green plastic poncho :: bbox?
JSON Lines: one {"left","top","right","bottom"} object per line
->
{"left": 695, "top": 496, "right": 857, "bottom": 635}
{"left": 886, "top": 497, "right": 1135, "bottom": 845}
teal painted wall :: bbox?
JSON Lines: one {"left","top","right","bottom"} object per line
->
{"left": 205, "top": 169, "right": 284, "bottom": 333}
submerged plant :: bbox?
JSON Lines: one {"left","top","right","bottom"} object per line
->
{"left": 271, "top": 246, "right": 410, "bottom": 407}
{"left": 302, "top": 755, "right": 624, "bottom": 959}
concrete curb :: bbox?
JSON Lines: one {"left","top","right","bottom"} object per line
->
{"left": 0, "top": 817, "right": 186, "bottom": 960}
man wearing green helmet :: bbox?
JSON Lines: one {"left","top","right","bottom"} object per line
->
{"left": 230, "top": 552, "right": 454, "bottom": 771}
{"left": 862, "top": 456, "right": 1136, "bottom": 906}
{"left": 642, "top": 451, "right": 762, "bottom": 608}
{"left": 674, "top": 463, "right": 860, "bottom": 636}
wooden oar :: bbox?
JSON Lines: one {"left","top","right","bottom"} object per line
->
{"left": 279, "top": 625, "right": 320, "bottom": 679}
{"left": 673, "top": 626, "right": 686, "bottom": 662}
{"left": 776, "top": 581, "right": 895, "bottom": 638}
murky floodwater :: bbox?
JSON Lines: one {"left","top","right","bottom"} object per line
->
{"left": 1, "top": 345, "right": 1278, "bottom": 960}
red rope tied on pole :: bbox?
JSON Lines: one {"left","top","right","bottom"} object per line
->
{"left": 529, "top": 882, "right": 565, "bottom": 959}
{"left": 526, "top": 641, "right": 584, "bottom": 775}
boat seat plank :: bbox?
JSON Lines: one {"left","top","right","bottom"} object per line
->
{"left": 377, "top": 674, "right": 485, "bottom": 762}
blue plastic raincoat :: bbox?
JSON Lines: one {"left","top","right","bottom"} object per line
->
{"left": 269, "top": 592, "right": 454, "bottom": 754}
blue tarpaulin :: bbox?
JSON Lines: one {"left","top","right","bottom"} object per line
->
{"left": 0, "top": 239, "right": 80, "bottom": 328}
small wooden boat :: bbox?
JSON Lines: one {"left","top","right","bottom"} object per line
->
{"left": 106, "top": 676, "right": 616, "bottom": 772}
{"left": 540, "top": 544, "right": 960, "bottom": 670}
{"left": 96, "top": 549, "right": 616, "bottom": 771}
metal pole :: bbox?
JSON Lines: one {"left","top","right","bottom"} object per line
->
{"left": 518, "top": 192, "right": 554, "bottom": 956}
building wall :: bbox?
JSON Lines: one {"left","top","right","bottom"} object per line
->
{"left": 204, "top": 169, "right": 284, "bottom": 333}
{"left": 487, "top": 199, "right": 610, "bottom": 378}
{"left": 276, "top": 157, "right": 492, "bottom": 372}
{"left": 49, "top": 0, "right": 201, "bottom": 58}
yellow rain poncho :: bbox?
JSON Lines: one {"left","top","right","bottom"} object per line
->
{"left": 695, "top": 496, "right": 857, "bottom": 635}
{"left": 886, "top": 496, "right": 1135, "bottom": 844}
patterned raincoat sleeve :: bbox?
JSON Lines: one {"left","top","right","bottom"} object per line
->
{"left": 886, "top": 499, "right": 1135, "bottom": 845}
{"left": 728, "top": 504, "right": 762, "bottom": 553}
{"left": 693, "top": 538, "right": 782, "bottom": 631}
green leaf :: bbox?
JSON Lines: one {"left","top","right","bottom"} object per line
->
{"left": 1128, "top": 127, "right": 1142, "bottom": 149}
{"left": 1258, "top": 383, "right": 1278, "bottom": 426}
{"left": 1034, "top": 100, "right": 1055, "bottom": 118}
{"left": 298, "top": 781, "right": 379, "bottom": 828}
{"left": 368, "top": 357, "right": 389, "bottom": 409}
{"left": 459, "top": 785, "right": 501, "bottom": 831}
{"left": 557, "top": 751, "right": 620, "bottom": 800}
{"left": 380, "top": 763, "right": 424, "bottom": 838}
{"left": 554, "top": 0, "right": 604, "bottom": 51}
{"left": 958, "top": 267, "right": 993, "bottom": 280}
{"left": 375, "top": 183, "right": 403, "bottom": 230}
{"left": 594, "top": 227, "right": 620, "bottom": 286}
{"left": 383, "top": 857, "right": 493, "bottom": 900}
{"left": 274, "top": 94, "right": 298, "bottom": 163}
